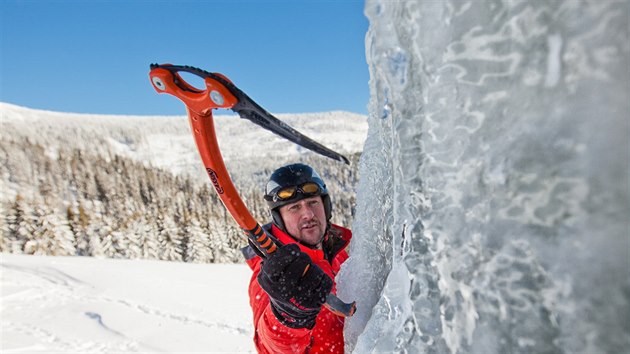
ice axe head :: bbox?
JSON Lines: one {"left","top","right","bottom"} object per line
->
{"left": 149, "top": 64, "right": 238, "bottom": 115}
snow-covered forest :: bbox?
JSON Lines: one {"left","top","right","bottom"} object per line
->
{"left": 0, "top": 103, "right": 366, "bottom": 263}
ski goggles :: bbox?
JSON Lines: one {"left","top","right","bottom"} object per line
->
{"left": 267, "top": 182, "right": 322, "bottom": 202}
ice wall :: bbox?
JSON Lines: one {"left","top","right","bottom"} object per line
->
{"left": 338, "top": 1, "right": 629, "bottom": 353}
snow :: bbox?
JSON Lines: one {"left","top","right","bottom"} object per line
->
{"left": 1, "top": 253, "right": 255, "bottom": 353}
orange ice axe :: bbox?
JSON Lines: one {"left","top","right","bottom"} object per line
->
{"left": 149, "top": 64, "right": 355, "bottom": 317}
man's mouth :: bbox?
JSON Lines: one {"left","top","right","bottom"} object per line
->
{"left": 301, "top": 222, "right": 319, "bottom": 230}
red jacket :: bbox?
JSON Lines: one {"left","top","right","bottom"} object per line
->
{"left": 244, "top": 223, "right": 352, "bottom": 354}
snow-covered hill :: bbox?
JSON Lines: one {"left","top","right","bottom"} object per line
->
{"left": 0, "top": 102, "right": 367, "bottom": 178}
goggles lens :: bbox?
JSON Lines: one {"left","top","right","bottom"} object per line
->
{"left": 274, "top": 182, "right": 321, "bottom": 201}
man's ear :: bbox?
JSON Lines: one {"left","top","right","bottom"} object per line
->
{"left": 271, "top": 208, "right": 287, "bottom": 234}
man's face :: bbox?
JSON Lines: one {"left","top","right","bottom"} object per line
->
{"left": 278, "top": 195, "right": 327, "bottom": 248}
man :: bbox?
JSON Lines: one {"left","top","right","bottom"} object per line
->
{"left": 242, "top": 163, "right": 352, "bottom": 353}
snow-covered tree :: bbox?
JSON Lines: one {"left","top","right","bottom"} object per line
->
{"left": 0, "top": 201, "right": 9, "bottom": 252}
{"left": 42, "top": 203, "right": 77, "bottom": 256}
{"left": 133, "top": 214, "right": 160, "bottom": 260}
{"left": 156, "top": 211, "right": 183, "bottom": 262}
{"left": 184, "top": 218, "right": 213, "bottom": 263}
{"left": 67, "top": 203, "right": 91, "bottom": 256}
{"left": 24, "top": 204, "right": 55, "bottom": 255}
{"left": 7, "top": 195, "right": 37, "bottom": 254}
{"left": 208, "top": 219, "right": 239, "bottom": 263}
{"left": 98, "top": 220, "right": 120, "bottom": 259}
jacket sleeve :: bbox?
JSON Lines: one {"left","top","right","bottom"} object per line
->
{"left": 248, "top": 257, "right": 313, "bottom": 353}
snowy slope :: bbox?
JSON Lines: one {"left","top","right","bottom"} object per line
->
{"left": 0, "top": 102, "right": 367, "bottom": 177}
{"left": 1, "top": 253, "right": 254, "bottom": 353}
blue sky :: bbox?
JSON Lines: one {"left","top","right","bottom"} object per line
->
{"left": 1, "top": 1, "right": 369, "bottom": 115}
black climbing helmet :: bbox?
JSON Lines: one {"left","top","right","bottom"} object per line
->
{"left": 264, "top": 163, "right": 332, "bottom": 231}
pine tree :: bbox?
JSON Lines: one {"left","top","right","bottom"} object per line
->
{"left": 10, "top": 195, "right": 37, "bottom": 254}
{"left": 184, "top": 218, "right": 213, "bottom": 263}
{"left": 156, "top": 211, "right": 183, "bottom": 262}
{"left": 136, "top": 214, "right": 160, "bottom": 260}
{"left": 208, "top": 218, "right": 238, "bottom": 263}
{"left": 87, "top": 230, "right": 105, "bottom": 258}
{"left": 24, "top": 204, "right": 55, "bottom": 255}
{"left": 67, "top": 203, "right": 91, "bottom": 256}
{"left": 97, "top": 217, "right": 120, "bottom": 258}
{"left": 49, "top": 206, "right": 76, "bottom": 256}
{"left": 110, "top": 229, "right": 129, "bottom": 259}
{"left": 0, "top": 201, "right": 9, "bottom": 252}
{"left": 120, "top": 223, "right": 143, "bottom": 260}
{"left": 5, "top": 196, "right": 21, "bottom": 253}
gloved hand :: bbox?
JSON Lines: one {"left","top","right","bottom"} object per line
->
{"left": 257, "top": 243, "right": 333, "bottom": 329}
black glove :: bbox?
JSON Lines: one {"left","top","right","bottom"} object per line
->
{"left": 257, "top": 243, "right": 333, "bottom": 329}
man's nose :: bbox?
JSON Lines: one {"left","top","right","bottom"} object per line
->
{"left": 300, "top": 205, "right": 315, "bottom": 219}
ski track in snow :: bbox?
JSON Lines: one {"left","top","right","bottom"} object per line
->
{"left": 4, "top": 321, "right": 146, "bottom": 354}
